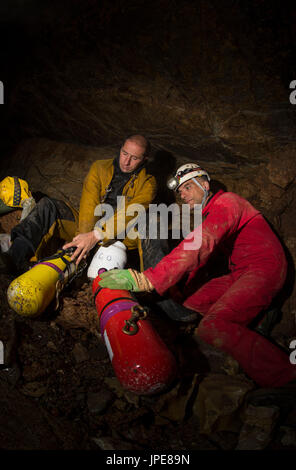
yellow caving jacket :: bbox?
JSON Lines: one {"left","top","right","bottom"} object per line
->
{"left": 78, "top": 158, "right": 157, "bottom": 250}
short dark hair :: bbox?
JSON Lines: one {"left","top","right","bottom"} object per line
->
{"left": 199, "top": 175, "right": 210, "bottom": 182}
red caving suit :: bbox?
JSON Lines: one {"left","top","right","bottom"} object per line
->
{"left": 144, "top": 190, "right": 296, "bottom": 387}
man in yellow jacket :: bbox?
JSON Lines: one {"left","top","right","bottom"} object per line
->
{"left": 0, "top": 135, "right": 156, "bottom": 274}
{"left": 63, "top": 134, "right": 156, "bottom": 265}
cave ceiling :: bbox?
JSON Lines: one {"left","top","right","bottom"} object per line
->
{"left": 0, "top": 0, "right": 295, "bottom": 169}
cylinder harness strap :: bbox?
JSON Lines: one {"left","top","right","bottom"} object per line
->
{"left": 34, "top": 248, "right": 88, "bottom": 310}
{"left": 93, "top": 285, "right": 148, "bottom": 336}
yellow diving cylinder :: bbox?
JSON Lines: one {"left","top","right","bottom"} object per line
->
{"left": 7, "top": 251, "right": 75, "bottom": 317}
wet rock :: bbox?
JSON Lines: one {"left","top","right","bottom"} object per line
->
{"left": 193, "top": 373, "right": 254, "bottom": 435}
{"left": 20, "top": 381, "right": 48, "bottom": 398}
{"left": 78, "top": 360, "right": 110, "bottom": 381}
{"left": 0, "top": 0, "right": 295, "bottom": 451}
{"left": 92, "top": 436, "right": 116, "bottom": 450}
{"left": 103, "top": 376, "right": 129, "bottom": 399}
{"left": 113, "top": 398, "right": 129, "bottom": 411}
{"left": 124, "top": 390, "right": 140, "bottom": 408}
{"left": 92, "top": 436, "right": 139, "bottom": 451}
{"left": 87, "top": 389, "right": 114, "bottom": 414}
{"left": 22, "top": 361, "right": 48, "bottom": 381}
{"left": 0, "top": 365, "right": 21, "bottom": 387}
{"left": 236, "top": 404, "right": 280, "bottom": 450}
{"left": 55, "top": 284, "right": 100, "bottom": 334}
{"left": 47, "top": 341, "right": 58, "bottom": 351}
{"left": 104, "top": 376, "right": 141, "bottom": 407}
{"left": 1, "top": 139, "right": 117, "bottom": 210}
{"left": 267, "top": 147, "right": 296, "bottom": 190}
{"left": 280, "top": 426, "right": 296, "bottom": 448}
{"left": 87, "top": 338, "right": 110, "bottom": 362}
{"left": 193, "top": 337, "right": 240, "bottom": 376}
{"left": 72, "top": 343, "right": 89, "bottom": 363}
{"left": 153, "top": 374, "right": 200, "bottom": 424}
{"left": 0, "top": 380, "right": 84, "bottom": 449}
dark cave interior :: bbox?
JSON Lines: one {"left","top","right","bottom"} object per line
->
{"left": 0, "top": 0, "right": 296, "bottom": 453}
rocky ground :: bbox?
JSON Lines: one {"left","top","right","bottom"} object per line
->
{"left": 0, "top": 1, "right": 296, "bottom": 451}
{"left": 1, "top": 270, "right": 296, "bottom": 451}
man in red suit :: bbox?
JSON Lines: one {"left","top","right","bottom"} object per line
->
{"left": 99, "top": 163, "right": 296, "bottom": 389}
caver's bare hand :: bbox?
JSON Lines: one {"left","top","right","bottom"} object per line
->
{"left": 63, "top": 231, "right": 100, "bottom": 265}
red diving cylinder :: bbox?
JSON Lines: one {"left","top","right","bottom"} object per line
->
{"left": 92, "top": 271, "right": 177, "bottom": 395}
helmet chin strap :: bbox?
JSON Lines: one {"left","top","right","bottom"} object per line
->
{"left": 192, "top": 178, "right": 209, "bottom": 207}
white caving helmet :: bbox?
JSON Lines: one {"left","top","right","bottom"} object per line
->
{"left": 167, "top": 163, "right": 211, "bottom": 207}
{"left": 167, "top": 163, "right": 210, "bottom": 192}
{"left": 87, "top": 241, "right": 127, "bottom": 279}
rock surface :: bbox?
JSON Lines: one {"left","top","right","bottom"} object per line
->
{"left": 0, "top": 0, "right": 296, "bottom": 451}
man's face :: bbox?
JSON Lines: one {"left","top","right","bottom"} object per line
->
{"left": 178, "top": 179, "right": 206, "bottom": 208}
{"left": 119, "top": 140, "right": 146, "bottom": 173}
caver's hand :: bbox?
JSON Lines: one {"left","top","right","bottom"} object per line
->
{"left": 63, "top": 231, "right": 101, "bottom": 265}
{"left": 99, "top": 268, "right": 154, "bottom": 292}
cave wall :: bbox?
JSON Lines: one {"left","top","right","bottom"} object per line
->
{"left": 0, "top": 0, "right": 296, "bottom": 336}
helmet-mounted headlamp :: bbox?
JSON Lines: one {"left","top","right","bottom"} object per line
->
{"left": 167, "top": 163, "right": 210, "bottom": 192}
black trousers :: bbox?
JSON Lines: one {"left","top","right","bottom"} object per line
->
{"left": 9, "top": 197, "right": 77, "bottom": 272}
